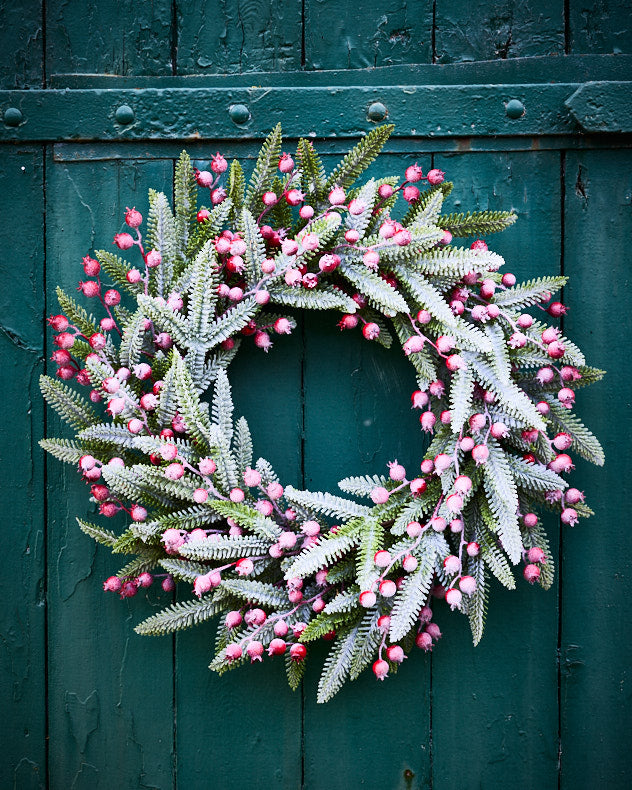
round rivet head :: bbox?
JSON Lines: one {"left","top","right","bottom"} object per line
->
{"left": 115, "top": 104, "right": 135, "bottom": 125}
{"left": 3, "top": 107, "right": 23, "bottom": 127}
{"left": 505, "top": 99, "right": 525, "bottom": 119}
{"left": 367, "top": 101, "right": 388, "bottom": 122}
{"left": 229, "top": 104, "right": 250, "bottom": 125}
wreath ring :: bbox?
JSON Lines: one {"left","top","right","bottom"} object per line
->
{"left": 41, "top": 125, "right": 604, "bottom": 702}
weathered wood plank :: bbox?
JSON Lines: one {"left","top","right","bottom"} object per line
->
{"left": 435, "top": 0, "right": 564, "bottom": 62}
{"left": 46, "top": 0, "right": 173, "bottom": 76}
{"left": 45, "top": 156, "right": 175, "bottom": 789}
{"left": 176, "top": 0, "right": 303, "bottom": 74}
{"left": 175, "top": 305, "right": 304, "bottom": 789}
{"left": 300, "top": 151, "right": 431, "bottom": 789}
{"left": 304, "top": 0, "right": 433, "bottom": 69}
{"left": 430, "top": 151, "right": 561, "bottom": 789}
{"left": 569, "top": 0, "right": 632, "bottom": 53}
{"left": 0, "top": 146, "right": 46, "bottom": 790}
{"left": 0, "top": 0, "right": 42, "bottom": 88}
{"left": 561, "top": 150, "right": 632, "bottom": 789}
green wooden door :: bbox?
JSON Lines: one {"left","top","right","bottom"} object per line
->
{"left": 2, "top": 2, "right": 631, "bottom": 788}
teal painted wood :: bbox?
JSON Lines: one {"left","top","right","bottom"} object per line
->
{"left": 434, "top": 0, "right": 565, "bottom": 62}
{"left": 430, "top": 151, "right": 562, "bottom": 789}
{"left": 561, "top": 150, "right": 632, "bottom": 789}
{"left": 0, "top": 0, "right": 42, "bottom": 88}
{"left": 45, "top": 156, "right": 176, "bottom": 789}
{"left": 0, "top": 146, "right": 46, "bottom": 789}
{"left": 569, "top": 0, "right": 632, "bottom": 53}
{"left": 176, "top": 0, "right": 303, "bottom": 74}
{"left": 45, "top": 0, "right": 173, "bottom": 76}
{"left": 303, "top": 0, "right": 433, "bottom": 69}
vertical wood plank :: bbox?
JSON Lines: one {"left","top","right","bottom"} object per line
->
{"left": 46, "top": 154, "right": 175, "bottom": 789}
{"left": 0, "top": 0, "right": 43, "bottom": 88}
{"left": 301, "top": 151, "right": 432, "bottom": 790}
{"left": 0, "top": 146, "right": 46, "bottom": 790}
{"left": 176, "top": 0, "right": 303, "bottom": 74}
{"left": 175, "top": 325, "right": 304, "bottom": 789}
{"left": 430, "top": 150, "right": 561, "bottom": 790}
{"left": 434, "top": 0, "right": 564, "bottom": 62}
{"left": 304, "top": 0, "right": 433, "bottom": 70}
{"left": 561, "top": 150, "right": 632, "bottom": 789}
{"left": 46, "top": 0, "right": 173, "bottom": 76}
{"left": 568, "top": 0, "right": 632, "bottom": 53}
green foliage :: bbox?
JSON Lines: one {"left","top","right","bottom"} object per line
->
{"left": 135, "top": 598, "right": 223, "bottom": 636}
{"left": 440, "top": 209, "right": 517, "bottom": 237}
{"left": 245, "top": 123, "right": 283, "bottom": 210}
{"left": 40, "top": 375, "right": 98, "bottom": 430}
{"left": 325, "top": 125, "right": 394, "bottom": 190}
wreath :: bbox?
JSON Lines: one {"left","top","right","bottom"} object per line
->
{"left": 41, "top": 125, "right": 604, "bottom": 703}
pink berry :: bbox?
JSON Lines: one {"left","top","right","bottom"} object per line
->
{"left": 103, "top": 576, "right": 122, "bottom": 592}
{"left": 430, "top": 516, "right": 446, "bottom": 532}
{"left": 427, "top": 169, "right": 445, "bottom": 185}
{"left": 373, "top": 659, "right": 389, "bottom": 680}
{"left": 565, "top": 488, "right": 584, "bottom": 504}
{"left": 246, "top": 641, "right": 264, "bottom": 662}
{"left": 459, "top": 575, "right": 477, "bottom": 595}
{"left": 523, "top": 564, "right": 541, "bottom": 584}
{"left": 114, "top": 232, "right": 134, "bottom": 250}
{"left": 472, "top": 445, "right": 489, "bottom": 465}
{"left": 420, "top": 412, "right": 436, "bottom": 433}
{"left": 403, "top": 185, "right": 420, "bottom": 203}
{"left": 268, "top": 638, "right": 286, "bottom": 656}
{"left": 378, "top": 183, "right": 394, "bottom": 198}
{"left": 406, "top": 521, "right": 422, "bottom": 537}
{"left": 386, "top": 645, "right": 406, "bottom": 663}
{"left": 290, "top": 643, "right": 307, "bottom": 662}
{"left": 359, "top": 590, "right": 377, "bottom": 608}
{"left": 82, "top": 256, "right": 101, "bottom": 276}
{"left": 370, "top": 486, "right": 389, "bottom": 504}
{"left": 199, "top": 458, "right": 216, "bottom": 475}
{"left": 328, "top": 187, "right": 346, "bottom": 205}
{"left": 445, "top": 588, "right": 463, "bottom": 608}
{"left": 164, "top": 462, "right": 184, "bottom": 480}
{"left": 363, "top": 250, "right": 380, "bottom": 270}
{"left": 278, "top": 153, "right": 294, "bottom": 173}
{"left": 411, "top": 390, "right": 429, "bottom": 409}
{"left": 416, "top": 632, "right": 433, "bottom": 651}
{"left": 235, "top": 558, "right": 254, "bottom": 576}
{"left": 125, "top": 207, "right": 142, "bottom": 228}
{"left": 379, "top": 580, "right": 397, "bottom": 597}
{"left": 130, "top": 504, "right": 147, "bottom": 522}
{"left": 561, "top": 508, "right": 579, "bottom": 525}
{"left": 403, "top": 554, "right": 418, "bottom": 572}
{"left": 225, "top": 644, "right": 242, "bottom": 662}
{"left": 426, "top": 622, "right": 441, "bottom": 640}
{"left": 211, "top": 153, "right": 228, "bottom": 174}
{"left": 466, "top": 542, "right": 480, "bottom": 557}
{"left": 528, "top": 547, "right": 546, "bottom": 563}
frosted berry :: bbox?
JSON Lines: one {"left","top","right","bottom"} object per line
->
{"left": 279, "top": 531, "right": 297, "bottom": 549}
{"left": 443, "top": 555, "right": 460, "bottom": 575}
{"left": 370, "top": 486, "right": 389, "bottom": 505}
{"left": 416, "top": 632, "right": 433, "bottom": 651}
{"left": 103, "top": 576, "right": 122, "bottom": 592}
{"left": 388, "top": 461, "right": 406, "bottom": 481}
{"left": 290, "top": 644, "right": 307, "bottom": 662}
{"left": 459, "top": 575, "right": 477, "bottom": 595}
{"left": 278, "top": 153, "right": 294, "bottom": 172}
{"left": 430, "top": 516, "right": 446, "bottom": 532}
{"left": 225, "top": 644, "right": 242, "bottom": 662}
{"left": 235, "top": 558, "right": 254, "bottom": 576}
{"left": 268, "top": 638, "right": 287, "bottom": 656}
{"left": 114, "top": 232, "right": 134, "bottom": 250}
{"left": 378, "top": 183, "right": 394, "bottom": 198}
{"left": 420, "top": 412, "right": 436, "bottom": 433}
{"left": 379, "top": 579, "right": 397, "bottom": 597}
{"left": 411, "top": 390, "right": 429, "bottom": 409}
{"left": 125, "top": 207, "right": 142, "bottom": 228}
{"left": 79, "top": 280, "right": 100, "bottom": 298}
{"left": 454, "top": 475, "right": 472, "bottom": 494}
{"left": 472, "top": 445, "right": 489, "bottom": 465}
{"left": 565, "top": 488, "right": 585, "bottom": 505}
{"left": 359, "top": 590, "right": 376, "bottom": 608}
{"left": 523, "top": 564, "right": 541, "bottom": 584}
{"left": 386, "top": 645, "right": 406, "bottom": 663}
{"left": 120, "top": 581, "right": 138, "bottom": 598}
{"left": 466, "top": 541, "right": 480, "bottom": 557}
{"left": 406, "top": 520, "right": 422, "bottom": 537}
{"left": 246, "top": 641, "right": 264, "bottom": 662}
{"left": 199, "top": 458, "right": 216, "bottom": 475}
{"left": 136, "top": 572, "right": 153, "bottom": 588}
{"left": 82, "top": 256, "right": 101, "bottom": 276}
{"left": 328, "top": 187, "right": 346, "bottom": 205}
{"left": 403, "top": 554, "right": 418, "bottom": 572}
{"left": 528, "top": 547, "right": 546, "bottom": 563}
{"left": 445, "top": 588, "right": 463, "bottom": 609}
{"left": 373, "top": 659, "right": 389, "bottom": 681}
{"left": 561, "top": 508, "right": 579, "bottom": 526}
{"left": 130, "top": 504, "right": 147, "bottom": 522}
{"left": 211, "top": 153, "right": 228, "bottom": 174}
{"left": 490, "top": 422, "right": 508, "bottom": 439}
{"left": 427, "top": 169, "right": 445, "bottom": 185}
{"left": 403, "top": 185, "right": 420, "bottom": 203}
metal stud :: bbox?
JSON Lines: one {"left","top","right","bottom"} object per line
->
{"left": 229, "top": 104, "right": 250, "bottom": 125}
{"left": 3, "top": 107, "right": 23, "bottom": 127}
{"left": 115, "top": 104, "right": 135, "bottom": 125}
{"left": 367, "top": 102, "right": 388, "bottom": 122}
{"left": 505, "top": 99, "right": 525, "bottom": 119}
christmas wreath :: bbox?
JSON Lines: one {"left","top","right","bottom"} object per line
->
{"left": 41, "top": 125, "right": 604, "bottom": 702}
